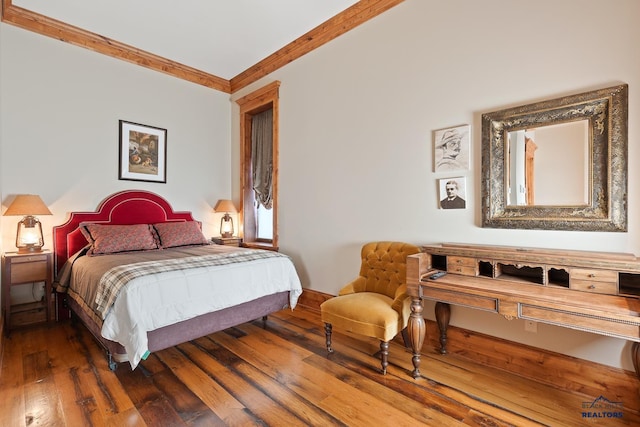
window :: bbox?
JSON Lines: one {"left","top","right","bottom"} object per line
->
{"left": 236, "top": 81, "right": 280, "bottom": 250}
{"left": 256, "top": 204, "right": 273, "bottom": 240}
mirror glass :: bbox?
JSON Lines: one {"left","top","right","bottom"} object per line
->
{"left": 481, "top": 84, "right": 628, "bottom": 232}
{"left": 506, "top": 120, "right": 589, "bottom": 206}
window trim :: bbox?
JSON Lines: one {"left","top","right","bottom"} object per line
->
{"left": 235, "top": 81, "right": 280, "bottom": 251}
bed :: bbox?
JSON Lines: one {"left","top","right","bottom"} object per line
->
{"left": 53, "top": 190, "right": 302, "bottom": 370}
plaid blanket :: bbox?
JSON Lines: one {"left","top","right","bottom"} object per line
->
{"left": 95, "top": 249, "right": 288, "bottom": 319}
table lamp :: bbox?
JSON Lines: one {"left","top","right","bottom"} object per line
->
{"left": 213, "top": 199, "right": 237, "bottom": 238}
{"left": 3, "top": 194, "right": 52, "bottom": 253}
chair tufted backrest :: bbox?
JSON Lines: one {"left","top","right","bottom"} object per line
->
{"left": 356, "top": 241, "right": 420, "bottom": 299}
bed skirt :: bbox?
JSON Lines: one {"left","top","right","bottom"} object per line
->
{"left": 65, "top": 290, "right": 291, "bottom": 367}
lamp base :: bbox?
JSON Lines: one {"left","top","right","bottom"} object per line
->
{"left": 221, "top": 232, "right": 233, "bottom": 238}
{"left": 18, "top": 246, "right": 43, "bottom": 254}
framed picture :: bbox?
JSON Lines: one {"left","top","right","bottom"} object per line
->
{"left": 119, "top": 120, "right": 167, "bottom": 183}
{"left": 439, "top": 177, "right": 467, "bottom": 209}
{"left": 434, "top": 124, "right": 470, "bottom": 172}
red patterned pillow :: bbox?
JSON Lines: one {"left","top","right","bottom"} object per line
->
{"left": 80, "top": 223, "right": 159, "bottom": 255}
{"left": 153, "top": 221, "right": 209, "bottom": 248}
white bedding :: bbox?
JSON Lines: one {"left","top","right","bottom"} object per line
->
{"left": 100, "top": 254, "right": 302, "bottom": 369}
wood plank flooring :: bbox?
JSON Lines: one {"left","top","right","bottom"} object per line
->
{"left": 1, "top": 306, "right": 638, "bottom": 426}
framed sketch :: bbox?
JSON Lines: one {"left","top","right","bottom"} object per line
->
{"left": 439, "top": 177, "right": 467, "bottom": 209}
{"left": 434, "top": 124, "right": 470, "bottom": 172}
{"left": 119, "top": 120, "right": 167, "bottom": 183}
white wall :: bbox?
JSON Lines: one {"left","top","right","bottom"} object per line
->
{"left": 0, "top": 24, "right": 232, "bottom": 300}
{"left": 0, "top": 24, "right": 232, "bottom": 243}
{"left": 232, "top": 0, "right": 640, "bottom": 370}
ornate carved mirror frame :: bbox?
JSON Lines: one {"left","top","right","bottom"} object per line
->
{"left": 481, "top": 84, "right": 628, "bottom": 231}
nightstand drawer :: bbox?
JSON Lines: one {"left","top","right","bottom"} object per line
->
{"left": 11, "top": 302, "right": 48, "bottom": 327}
{"left": 11, "top": 254, "right": 48, "bottom": 264}
{"left": 11, "top": 260, "right": 47, "bottom": 283}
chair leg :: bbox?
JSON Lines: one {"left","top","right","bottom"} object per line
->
{"left": 380, "top": 341, "right": 389, "bottom": 375}
{"left": 324, "top": 323, "right": 334, "bottom": 353}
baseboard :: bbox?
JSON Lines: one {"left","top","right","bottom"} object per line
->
{"left": 301, "top": 288, "right": 636, "bottom": 402}
{"left": 297, "top": 288, "right": 331, "bottom": 313}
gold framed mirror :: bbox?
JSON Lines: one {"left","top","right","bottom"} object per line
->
{"left": 481, "top": 84, "right": 628, "bottom": 231}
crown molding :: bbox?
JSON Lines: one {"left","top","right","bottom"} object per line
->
{"left": 1, "top": 0, "right": 231, "bottom": 92}
{"left": 230, "top": 0, "right": 404, "bottom": 92}
{"left": 1, "top": 0, "right": 404, "bottom": 93}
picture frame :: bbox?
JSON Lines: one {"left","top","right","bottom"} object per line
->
{"left": 439, "top": 177, "right": 467, "bottom": 209}
{"left": 434, "top": 124, "right": 470, "bottom": 172}
{"left": 119, "top": 120, "right": 167, "bottom": 183}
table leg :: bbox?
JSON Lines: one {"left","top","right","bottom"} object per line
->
{"left": 407, "top": 296, "right": 425, "bottom": 379}
{"left": 435, "top": 302, "right": 451, "bottom": 354}
{"left": 632, "top": 341, "right": 639, "bottom": 378}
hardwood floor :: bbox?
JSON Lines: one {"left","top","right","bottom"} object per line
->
{"left": 1, "top": 306, "right": 638, "bottom": 426}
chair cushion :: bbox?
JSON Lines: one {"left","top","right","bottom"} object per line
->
{"left": 320, "top": 292, "right": 401, "bottom": 342}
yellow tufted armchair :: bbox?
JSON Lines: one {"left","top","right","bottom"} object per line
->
{"left": 320, "top": 241, "right": 420, "bottom": 374}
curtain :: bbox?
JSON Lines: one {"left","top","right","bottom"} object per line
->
{"left": 251, "top": 108, "right": 273, "bottom": 209}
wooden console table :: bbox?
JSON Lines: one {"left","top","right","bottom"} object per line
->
{"left": 406, "top": 243, "right": 640, "bottom": 379}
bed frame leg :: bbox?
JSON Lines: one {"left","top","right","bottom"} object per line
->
{"left": 107, "top": 353, "right": 117, "bottom": 371}
{"left": 261, "top": 315, "right": 268, "bottom": 328}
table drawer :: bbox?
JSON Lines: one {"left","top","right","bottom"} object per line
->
{"left": 570, "top": 279, "right": 617, "bottom": 295}
{"left": 447, "top": 256, "right": 477, "bottom": 276}
{"left": 423, "top": 287, "right": 498, "bottom": 312}
{"left": 447, "top": 265, "right": 477, "bottom": 276}
{"left": 448, "top": 256, "right": 475, "bottom": 267}
{"left": 570, "top": 268, "right": 617, "bottom": 282}
{"left": 570, "top": 268, "right": 617, "bottom": 294}
{"left": 520, "top": 304, "right": 638, "bottom": 341}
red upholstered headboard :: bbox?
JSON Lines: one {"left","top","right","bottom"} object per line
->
{"left": 53, "top": 190, "right": 196, "bottom": 274}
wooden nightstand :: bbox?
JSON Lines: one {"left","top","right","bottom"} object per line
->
{"left": 2, "top": 251, "right": 52, "bottom": 334}
{"left": 212, "top": 237, "right": 243, "bottom": 247}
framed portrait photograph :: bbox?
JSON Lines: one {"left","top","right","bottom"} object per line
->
{"left": 434, "top": 124, "right": 470, "bottom": 172}
{"left": 439, "top": 177, "right": 467, "bottom": 209}
{"left": 119, "top": 120, "right": 167, "bottom": 183}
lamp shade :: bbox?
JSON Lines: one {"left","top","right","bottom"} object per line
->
{"left": 4, "top": 194, "right": 52, "bottom": 216}
{"left": 213, "top": 199, "right": 237, "bottom": 213}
